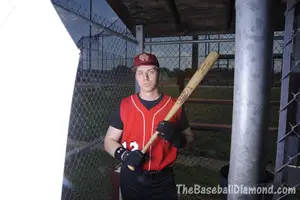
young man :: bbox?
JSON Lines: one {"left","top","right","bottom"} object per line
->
{"left": 104, "top": 52, "right": 194, "bottom": 200}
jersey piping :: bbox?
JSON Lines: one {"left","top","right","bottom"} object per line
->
{"left": 130, "top": 95, "right": 146, "bottom": 148}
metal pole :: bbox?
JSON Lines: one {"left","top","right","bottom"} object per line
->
{"left": 125, "top": 29, "right": 128, "bottom": 67}
{"left": 178, "top": 37, "right": 181, "bottom": 69}
{"left": 101, "top": 36, "right": 104, "bottom": 70}
{"left": 228, "top": 0, "right": 274, "bottom": 200}
{"left": 89, "top": 0, "right": 92, "bottom": 70}
{"left": 191, "top": 35, "right": 198, "bottom": 70}
{"left": 150, "top": 38, "right": 152, "bottom": 53}
{"left": 217, "top": 34, "right": 220, "bottom": 68}
{"left": 135, "top": 25, "right": 144, "bottom": 93}
{"left": 98, "top": 37, "right": 100, "bottom": 69}
{"left": 204, "top": 35, "right": 208, "bottom": 56}
{"left": 207, "top": 35, "right": 210, "bottom": 57}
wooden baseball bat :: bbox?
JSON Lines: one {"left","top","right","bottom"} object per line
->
{"left": 128, "top": 51, "right": 219, "bottom": 171}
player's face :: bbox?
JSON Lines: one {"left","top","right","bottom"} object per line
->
{"left": 135, "top": 65, "right": 159, "bottom": 92}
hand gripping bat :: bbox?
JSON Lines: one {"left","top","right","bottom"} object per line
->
{"left": 127, "top": 51, "right": 219, "bottom": 171}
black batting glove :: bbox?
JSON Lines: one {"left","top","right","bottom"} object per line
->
{"left": 114, "top": 147, "right": 149, "bottom": 168}
{"left": 156, "top": 120, "right": 176, "bottom": 141}
{"left": 156, "top": 120, "right": 187, "bottom": 149}
{"left": 122, "top": 150, "right": 145, "bottom": 169}
{"left": 119, "top": 150, "right": 150, "bottom": 186}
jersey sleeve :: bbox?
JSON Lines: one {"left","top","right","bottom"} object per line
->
{"left": 110, "top": 103, "right": 124, "bottom": 130}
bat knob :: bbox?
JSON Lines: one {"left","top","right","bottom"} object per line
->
{"left": 127, "top": 165, "right": 135, "bottom": 171}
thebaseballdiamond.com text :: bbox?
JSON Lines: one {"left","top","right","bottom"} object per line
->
{"left": 176, "top": 184, "right": 296, "bottom": 195}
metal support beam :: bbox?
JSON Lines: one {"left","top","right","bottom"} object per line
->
{"left": 191, "top": 35, "right": 198, "bottom": 70}
{"left": 228, "top": 0, "right": 274, "bottom": 200}
{"left": 89, "top": 0, "right": 92, "bottom": 70}
{"left": 135, "top": 25, "right": 144, "bottom": 93}
{"left": 144, "top": 36, "right": 283, "bottom": 46}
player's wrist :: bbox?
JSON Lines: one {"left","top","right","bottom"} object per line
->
{"left": 121, "top": 150, "right": 130, "bottom": 161}
{"left": 114, "top": 146, "right": 129, "bottom": 161}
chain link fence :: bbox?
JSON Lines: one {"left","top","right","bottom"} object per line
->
{"left": 51, "top": 1, "right": 137, "bottom": 199}
{"left": 145, "top": 33, "right": 283, "bottom": 86}
{"left": 273, "top": 1, "right": 300, "bottom": 199}
{"left": 143, "top": 34, "right": 284, "bottom": 199}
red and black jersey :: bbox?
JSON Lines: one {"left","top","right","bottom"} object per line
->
{"left": 119, "top": 93, "right": 182, "bottom": 171}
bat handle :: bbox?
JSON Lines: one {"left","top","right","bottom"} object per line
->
{"left": 127, "top": 131, "right": 160, "bottom": 171}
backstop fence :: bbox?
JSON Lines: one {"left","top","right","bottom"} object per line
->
{"left": 52, "top": 1, "right": 137, "bottom": 199}
{"left": 50, "top": 0, "right": 300, "bottom": 200}
{"left": 272, "top": 1, "right": 300, "bottom": 200}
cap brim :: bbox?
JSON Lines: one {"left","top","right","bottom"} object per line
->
{"left": 131, "top": 65, "right": 159, "bottom": 72}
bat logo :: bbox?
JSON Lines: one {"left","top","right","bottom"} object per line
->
{"left": 177, "top": 87, "right": 193, "bottom": 104}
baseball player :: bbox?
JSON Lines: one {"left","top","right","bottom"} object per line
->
{"left": 104, "top": 52, "right": 194, "bottom": 200}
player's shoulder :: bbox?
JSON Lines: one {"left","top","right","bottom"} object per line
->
{"left": 162, "top": 93, "right": 175, "bottom": 100}
{"left": 120, "top": 94, "right": 136, "bottom": 104}
{"left": 162, "top": 93, "right": 178, "bottom": 104}
{"left": 119, "top": 94, "right": 135, "bottom": 114}
{"left": 121, "top": 94, "right": 132, "bottom": 101}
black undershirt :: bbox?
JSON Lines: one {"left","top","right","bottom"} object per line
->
{"left": 110, "top": 94, "right": 190, "bottom": 131}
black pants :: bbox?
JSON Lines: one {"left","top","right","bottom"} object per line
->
{"left": 120, "top": 167, "right": 178, "bottom": 200}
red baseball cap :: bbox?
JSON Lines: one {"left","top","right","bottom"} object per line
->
{"left": 132, "top": 52, "right": 159, "bottom": 70}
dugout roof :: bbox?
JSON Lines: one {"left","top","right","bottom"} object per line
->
{"left": 106, "top": 0, "right": 286, "bottom": 38}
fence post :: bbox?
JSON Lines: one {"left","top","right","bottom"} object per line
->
{"left": 135, "top": 25, "right": 144, "bottom": 93}
{"left": 192, "top": 35, "right": 198, "bottom": 71}
{"left": 228, "top": 0, "right": 274, "bottom": 199}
